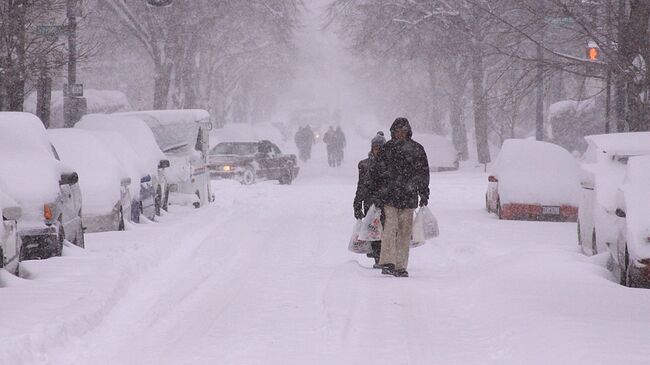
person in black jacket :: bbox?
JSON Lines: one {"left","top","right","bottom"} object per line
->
{"left": 353, "top": 132, "right": 386, "bottom": 266}
{"left": 371, "top": 117, "right": 429, "bottom": 277}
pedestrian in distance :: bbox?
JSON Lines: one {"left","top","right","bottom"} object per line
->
{"left": 333, "top": 126, "right": 347, "bottom": 167}
{"left": 371, "top": 118, "right": 430, "bottom": 277}
{"left": 323, "top": 126, "right": 336, "bottom": 167}
{"left": 294, "top": 125, "right": 315, "bottom": 162}
{"left": 353, "top": 131, "right": 386, "bottom": 267}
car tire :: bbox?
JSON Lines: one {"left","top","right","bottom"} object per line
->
{"left": 496, "top": 200, "right": 503, "bottom": 220}
{"left": 591, "top": 229, "right": 598, "bottom": 255}
{"left": 241, "top": 167, "right": 256, "bottom": 185}
{"left": 155, "top": 185, "right": 162, "bottom": 216}
{"left": 118, "top": 207, "right": 125, "bottom": 231}
{"left": 279, "top": 168, "right": 293, "bottom": 185}
{"left": 53, "top": 221, "right": 65, "bottom": 258}
{"left": 193, "top": 190, "right": 201, "bottom": 209}
{"left": 0, "top": 247, "right": 4, "bottom": 269}
{"left": 577, "top": 220, "right": 582, "bottom": 247}
{"left": 162, "top": 188, "right": 170, "bottom": 212}
{"left": 619, "top": 244, "right": 630, "bottom": 285}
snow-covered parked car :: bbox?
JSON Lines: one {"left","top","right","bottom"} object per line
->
{"left": 48, "top": 129, "right": 132, "bottom": 232}
{"left": 486, "top": 139, "right": 580, "bottom": 221}
{"left": 413, "top": 133, "right": 460, "bottom": 171}
{"left": 578, "top": 132, "right": 650, "bottom": 256}
{"left": 1, "top": 183, "right": 22, "bottom": 274}
{"left": 610, "top": 155, "right": 650, "bottom": 287}
{"left": 0, "top": 112, "right": 84, "bottom": 259}
{"left": 78, "top": 130, "right": 156, "bottom": 224}
{"left": 115, "top": 110, "right": 213, "bottom": 208}
{"left": 76, "top": 114, "right": 169, "bottom": 217}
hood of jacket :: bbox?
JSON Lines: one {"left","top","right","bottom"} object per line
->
{"left": 390, "top": 117, "right": 413, "bottom": 139}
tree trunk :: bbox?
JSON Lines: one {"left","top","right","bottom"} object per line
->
{"left": 36, "top": 57, "right": 52, "bottom": 128}
{"left": 470, "top": 50, "right": 491, "bottom": 164}
{"left": 153, "top": 61, "right": 172, "bottom": 110}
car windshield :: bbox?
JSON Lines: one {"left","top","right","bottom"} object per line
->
{"left": 211, "top": 143, "right": 258, "bottom": 156}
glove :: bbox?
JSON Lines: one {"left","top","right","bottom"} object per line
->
{"left": 354, "top": 209, "right": 364, "bottom": 220}
{"left": 419, "top": 196, "right": 428, "bottom": 207}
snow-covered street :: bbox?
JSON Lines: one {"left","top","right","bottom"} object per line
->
{"left": 3, "top": 144, "right": 650, "bottom": 365}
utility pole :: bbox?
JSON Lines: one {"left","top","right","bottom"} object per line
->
{"left": 63, "top": 0, "right": 86, "bottom": 128}
{"left": 536, "top": 3, "right": 546, "bottom": 141}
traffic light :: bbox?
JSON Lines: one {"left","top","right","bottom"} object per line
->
{"left": 587, "top": 46, "right": 599, "bottom": 61}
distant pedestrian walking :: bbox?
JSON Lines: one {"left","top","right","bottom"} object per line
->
{"left": 333, "top": 126, "right": 346, "bottom": 167}
{"left": 294, "top": 125, "right": 315, "bottom": 162}
{"left": 371, "top": 118, "right": 430, "bottom": 277}
{"left": 323, "top": 126, "right": 336, "bottom": 167}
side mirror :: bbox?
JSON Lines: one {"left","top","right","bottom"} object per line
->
{"left": 121, "top": 177, "right": 132, "bottom": 187}
{"left": 158, "top": 159, "right": 170, "bottom": 169}
{"left": 615, "top": 208, "right": 626, "bottom": 218}
{"left": 2, "top": 206, "right": 21, "bottom": 221}
{"left": 488, "top": 175, "right": 498, "bottom": 183}
{"left": 60, "top": 172, "right": 79, "bottom": 186}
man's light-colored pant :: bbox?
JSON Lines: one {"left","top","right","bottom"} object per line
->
{"left": 379, "top": 205, "right": 415, "bottom": 270}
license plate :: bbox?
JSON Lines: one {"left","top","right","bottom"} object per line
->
{"left": 542, "top": 206, "right": 560, "bottom": 215}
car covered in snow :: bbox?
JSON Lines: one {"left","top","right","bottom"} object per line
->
{"left": 115, "top": 110, "right": 213, "bottom": 208}
{"left": 486, "top": 139, "right": 580, "bottom": 221}
{"left": 1, "top": 183, "right": 22, "bottom": 274}
{"left": 413, "top": 133, "right": 460, "bottom": 172}
{"left": 0, "top": 112, "right": 84, "bottom": 260}
{"left": 208, "top": 140, "right": 299, "bottom": 185}
{"left": 611, "top": 155, "right": 650, "bottom": 287}
{"left": 577, "top": 132, "right": 650, "bottom": 256}
{"left": 76, "top": 114, "right": 169, "bottom": 217}
{"left": 78, "top": 130, "right": 156, "bottom": 223}
{"left": 48, "top": 129, "right": 133, "bottom": 232}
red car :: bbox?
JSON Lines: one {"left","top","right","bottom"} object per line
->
{"left": 486, "top": 139, "right": 580, "bottom": 222}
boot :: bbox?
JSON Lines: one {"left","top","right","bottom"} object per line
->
{"left": 381, "top": 263, "right": 395, "bottom": 276}
{"left": 393, "top": 268, "right": 409, "bottom": 278}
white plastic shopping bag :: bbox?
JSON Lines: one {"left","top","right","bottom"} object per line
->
{"left": 411, "top": 206, "right": 439, "bottom": 248}
{"left": 348, "top": 220, "right": 371, "bottom": 254}
{"left": 358, "top": 205, "right": 383, "bottom": 241}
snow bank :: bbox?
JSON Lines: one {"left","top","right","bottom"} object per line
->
{"left": 620, "top": 155, "right": 650, "bottom": 260}
{"left": 492, "top": 139, "right": 580, "bottom": 206}
{"left": 76, "top": 114, "right": 165, "bottom": 175}
{"left": 0, "top": 113, "right": 62, "bottom": 205}
{"left": 413, "top": 133, "right": 458, "bottom": 169}
{"left": 47, "top": 129, "right": 126, "bottom": 216}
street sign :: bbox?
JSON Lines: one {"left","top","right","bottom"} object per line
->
{"left": 63, "top": 84, "right": 84, "bottom": 97}
{"left": 35, "top": 25, "right": 67, "bottom": 37}
{"left": 147, "top": 0, "right": 172, "bottom": 7}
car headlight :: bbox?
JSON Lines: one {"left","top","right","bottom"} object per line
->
{"left": 223, "top": 165, "right": 232, "bottom": 172}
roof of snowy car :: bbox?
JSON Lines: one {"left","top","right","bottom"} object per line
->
{"left": 115, "top": 109, "right": 210, "bottom": 127}
{"left": 585, "top": 132, "right": 650, "bottom": 155}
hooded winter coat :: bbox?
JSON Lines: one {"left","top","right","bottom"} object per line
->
{"left": 371, "top": 118, "right": 430, "bottom": 209}
{"left": 354, "top": 152, "right": 378, "bottom": 217}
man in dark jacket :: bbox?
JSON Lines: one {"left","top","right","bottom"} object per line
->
{"left": 353, "top": 132, "right": 386, "bottom": 266}
{"left": 371, "top": 117, "right": 429, "bottom": 277}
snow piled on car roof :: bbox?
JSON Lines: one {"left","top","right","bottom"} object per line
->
{"left": 47, "top": 129, "right": 126, "bottom": 215}
{"left": 76, "top": 114, "right": 165, "bottom": 174}
{"left": 0, "top": 112, "right": 62, "bottom": 204}
{"left": 492, "top": 139, "right": 580, "bottom": 206}
{"left": 620, "top": 155, "right": 650, "bottom": 260}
